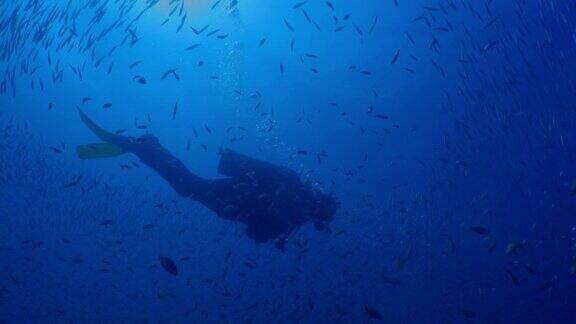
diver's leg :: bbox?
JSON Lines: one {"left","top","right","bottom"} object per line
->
{"left": 127, "top": 135, "right": 208, "bottom": 198}
{"left": 78, "top": 108, "right": 130, "bottom": 146}
{"left": 78, "top": 109, "right": 208, "bottom": 198}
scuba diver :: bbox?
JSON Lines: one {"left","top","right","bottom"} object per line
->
{"left": 76, "top": 109, "right": 339, "bottom": 249}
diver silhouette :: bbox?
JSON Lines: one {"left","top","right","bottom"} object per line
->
{"left": 76, "top": 109, "right": 339, "bottom": 249}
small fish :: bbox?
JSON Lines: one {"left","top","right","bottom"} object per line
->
{"left": 571, "top": 181, "right": 576, "bottom": 196}
{"left": 353, "top": 24, "right": 364, "bottom": 36}
{"left": 487, "top": 240, "right": 498, "bottom": 252}
{"left": 334, "top": 25, "right": 346, "bottom": 32}
{"left": 461, "top": 309, "right": 477, "bottom": 319}
{"left": 63, "top": 174, "right": 83, "bottom": 188}
{"left": 471, "top": 226, "right": 489, "bottom": 235}
{"left": 396, "top": 246, "right": 414, "bottom": 271}
{"left": 540, "top": 278, "right": 556, "bottom": 290}
{"left": 390, "top": 50, "right": 400, "bottom": 65}
{"left": 505, "top": 241, "right": 524, "bottom": 255}
{"left": 293, "top": 1, "right": 306, "bottom": 9}
{"left": 369, "top": 16, "right": 379, "bottom": 34}
{"left": 325, "top": 1, "right": 334, "bottom": 11}
{"left": 483, "top": 40, "right": 500, "bottom": 54}
{"left": 172, "top": 102, "right": 178, "bottom": 120}
{"left": 307, "top": 296, "right": 314, "bottom": 310}
{"left": 364, "top": 305, "right": 383, "bottom": 321}
{"left": 176, "top": 14, "right": 186, "bottom": 33}
{"left": 381, "top": 274, "right": 401, "bottom": 286}
{"left": 243, "top": 261, "right": 257, "bottom": 268}
{"left": 49, "top": 146, "right": 63, "bottom": 154}
{"left": 102, "top": 103, "right": 112, "bottom": 109}
{"left": 82, "top": 97, "right": 92, "bottom": 104}
{"left": 506, "top": 270, "right": 519, "bottom": 286}
{"left": 211, "top": 0, "right": 221, "bottom": 10}
{"left": 161, "top": 69, "right": 179, "bottom": 80}
{"left": 449, "top": 238, "right": 456, "bottom": 254}
{"left": 571, "top": 259, "right": 576, "bottom": 275}
{"left": 100, "top": 219, "right": 114, "bottom": 227}
{"left": 159, "top": 256, "right": 178, "bottom": 276}
{"left": 129, "top": 60, "right": 142, "bottom": 69}
{"left": 206, "top": 29, "right": 220, "bottom": 37}
{"left": 524, "top": 264, "right": 537, "bottom": 275}
{"left": 284, "top": 19, "right": 295, "bottom": 32}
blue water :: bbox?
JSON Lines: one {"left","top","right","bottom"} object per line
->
{"left": 1, "top": 0, "right": 576, "bottom": 322}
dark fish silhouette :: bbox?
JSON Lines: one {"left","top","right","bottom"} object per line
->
{"left": 506, "top": 270, "right": 519, "bottom": 286}
{"left": 161, "top": 69, "right": 180, "bottom": 80}
{"left": 49, "top": 146, "right": 63, "bottom": 154}
{"left": 63, "top": 174, "right": 83, "bottom": 188}
{"left": 381, "top": 274, "right": 402, "bottom": 286}
{"left": 462, "top": 309, "right": 477, "bottom": 318}
{"left": 172, "top": 102, "right": 178, "bottom": 120}
{"left": 284, "top": 19, "right": 295, "bottom": 32}
{"left": 471, "top": 226, "right": 489, "bottom": 235}
{"left": 364, "top": 305, "right": 383, "bottom": 321}
{"left": 391, "top": 50, "right": 400, "bottom": 64}
{"left": 159, "top": 256, "right": 178, "bottom": 276}
{"left": 293, "top": 2, "right": 306, "bottom": 9}
{"left": 369, "top": 16, "right": 379, "bottom": 34}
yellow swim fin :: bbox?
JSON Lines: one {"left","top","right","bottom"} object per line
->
{"left": 76, "top": 143, "right": 125, "bottom": 160}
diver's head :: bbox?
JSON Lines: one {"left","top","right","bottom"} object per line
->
{"left": 310, "top": 191, "right": 339, "bottom": 231}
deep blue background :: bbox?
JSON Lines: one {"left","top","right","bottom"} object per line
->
{"left": 1, "top": 0, "right": 575, "bottom": 322}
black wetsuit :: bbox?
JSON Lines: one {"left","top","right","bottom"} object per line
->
{"left": 123, "top": 135, "right": 317, "bottom": 243}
